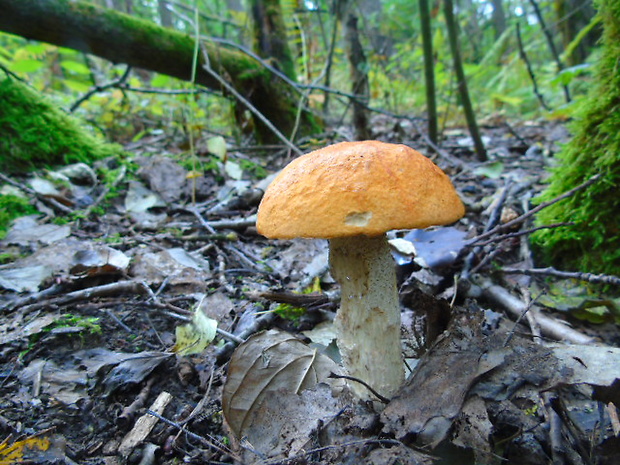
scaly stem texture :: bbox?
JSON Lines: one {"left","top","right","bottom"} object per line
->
{"left": 329, "top": 235, "right": 404, "bottom": 399}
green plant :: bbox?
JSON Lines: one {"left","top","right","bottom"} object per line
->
{"left": 45, "top": 314, "right": 102, "bottom": 335}
{"left": 274, "top": 303, "right": 306, "bottom": 322}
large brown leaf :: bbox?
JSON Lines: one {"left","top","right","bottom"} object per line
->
{"left": 222, "top": 329, "right": 346, "bottom": 458}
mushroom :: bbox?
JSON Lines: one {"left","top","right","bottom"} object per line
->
{"left": 256, "top": 141, "right": 464, "bottom": 399}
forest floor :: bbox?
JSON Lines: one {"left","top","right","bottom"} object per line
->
{"left": 1, "top": 116, "right": 619, "bottom": 465}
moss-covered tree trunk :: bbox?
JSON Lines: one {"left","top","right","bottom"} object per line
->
{"left": 533, "top": 0, "right": 620, "bottom": 276}
{"left": 0, "top": 0, "right": 321, "bottom": 144}
{"left": 250, "top": 0, "right": 297, "bottom": 81}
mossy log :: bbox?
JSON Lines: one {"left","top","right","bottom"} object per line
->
{"left": 0, "top": 0, "right": 321, "bottom": 144}
{"left": 0, "top": 78, "right": 120, "bottom": 173}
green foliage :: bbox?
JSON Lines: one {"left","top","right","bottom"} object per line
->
{"left": 0, "top": 77, "right": 121, "bottom": 173}
{"left": 0, "top": 194, "right": 38, "bottom": 238}
{"left": 0, "top": 0, "right": 602, "bottom": 157}
{"left": 274, "top": 302, "right": 306, "bottom": 322}
{"left": 44, "top": 314, "right": 102, "bottom": 336}
{"left": 532, "top": 0, "right": 620, "bottom": 277}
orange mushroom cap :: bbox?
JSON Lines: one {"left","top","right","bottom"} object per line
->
{"left": 257, "top": 140, "right": 465, "bottom": 239}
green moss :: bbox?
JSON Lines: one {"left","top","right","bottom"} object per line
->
{"left": 0, "top": 194, "right": 39, "bottom": 238}
{"left": 0, "top": 77, "right": 122, "bottom": 174}
{"left": 532, "top": 0, "right": 620, "bottom": 276}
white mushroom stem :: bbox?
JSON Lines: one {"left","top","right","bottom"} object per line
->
{"left": 329, "top": 235, "right": 405, "bottom": 399}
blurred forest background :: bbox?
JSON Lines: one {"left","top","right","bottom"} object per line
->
{"left": 0, "top": 0, "right": 600, "bottom": 143}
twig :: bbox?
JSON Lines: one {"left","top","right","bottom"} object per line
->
{"left": 70, "top": 66, "right": 131, "bottom": 112}
{"left": 471, "top": 222, "right": 572, "bottom": 247}
{"left": 409, "top": 118, "right": 468, "bottom": 170}
{"left": 199, "top": 42, "right": 302, "bottom": 156}
{"left": 516, "top": 22, "right": 551, "bottom": 111}
{"left": 542, "top": 391, "right": 565, "bottom": 465}
{"left": 14, "top": 281, "right": 151, "bottom": 315}
{"left": 215, "top": 310, "right": 277, "bottom": 365}
{"left": 501, "top": 266, "right": 620, "bottom": 286}
{"left": 119, "top": 391, "right": 173, "bottom": 457}
{"left": 462, "top": 183, "right": 513, "bottom": 277}
{"left": 117, "top": 377, "right": 155, "bottom": 428}
{"left": 328, "top": 372, "right": 390, "bottom": 403}
{"left": 145, "top": 409, "right": 235, "bottom": 458}
{"left": 471, "top": 174, "right": 601, "bottom": 244}
{"left": 466, "top": 277, "right": 596, "bottom": 345}
{"left": 0, "top": 172, "right": 73, "bottom": 214}
{"left": 503, "top": 289, "right": 546, "bottom": 347}
{"left": 527, "top": 0, "right": 570, "bottom": 103}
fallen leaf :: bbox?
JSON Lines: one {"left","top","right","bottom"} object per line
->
{"left": 222, "top": 329, "right": 346, "bottom": 443}
{"left": 173, "top": 307, "right": 218, "bottom": 356}
{"left": 0, "top": 264, "right": 51, "bottom": 292}
{"left": 70, "top": 246, "right": 130, "bottom": 277}
{"left": 207, "top": 135, "right": 227, "bottom": 159}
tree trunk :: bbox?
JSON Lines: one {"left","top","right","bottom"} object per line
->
{"left": 554, "top": 0, "right": 600, "bottom": 66}
{"left": 250, "top": 0, "right": 297, "bottom": 81}
{"left": 335, "top": 0, "right": 370, "bottom": 141}
{"left": 0, "top": 0, "right": 321, "bottom": 145}
{"left": 492, "top": 0, "right": 507, "bottom": 40}
{"left": 157, "top": 0, "right": 172, "bottom": 28}
{"left": 418, "top": 0, "right": 438, "bottom": 147}
{"left": 344, "top": 14, "right": 371, "bottom": 140}
{"left": 527, "top": 0, "right": 571, "bottom": 102}
{"left": 443, "top": 0, "right": 487, "bottom": 161}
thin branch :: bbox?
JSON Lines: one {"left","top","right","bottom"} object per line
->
{"left": 199, "top": 42, "right": 302, "bottom": 156}
{"left": 70, "top": 65, "right": 132, "bottom": 112}
{"left": 145, "top": 409, "right": 236, "bottom": 458}
{"left": 501, "top": 267, "right": 620, "bottom": 286}
{"left": 516, "top": 22, "right": 551, "bottom": 112}
{"left": 470, "top": 222, "right": 573, "bottom": 247}
{"left": 328, "top": 372, "right": 390, "bottom": 403}
{"left": 471, "top": 174, "right": 601, "bottom": 244}
{"left": 0, "top": 172, "right": 73, "bottom": 214}
{"left": 527, "top": 0, "right": 571, "bottom": 103}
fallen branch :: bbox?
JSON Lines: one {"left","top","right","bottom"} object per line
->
{"left": 466, "top": 277, "right": 596, "bottom": 345}
{"left": 200, "top": 42, "right": 302, "bottom": 156}
{"left": 502, "top": 266, "right": 620, "bottom": 287}
{"left": 15, "top": 281, "right": 150, "bottom": 315}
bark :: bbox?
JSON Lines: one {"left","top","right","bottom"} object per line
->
{"left": 0, "top": 0, "right": 321, "bottom": 144}
{"left": 345, "top": 14, "right": 371, "bottom": 141}
{"left": 157, "top": 0, "right": 172, "bottom": 28}
{"left": 554, "top": 0, "right": 600, "bottom": 66}
{"left": 492, "top": 0, "right": 507, "bottom": 40}
{"left": 335, "top": 0, "right": 370, "bottom": 141}
{"left": 250, "top": 0, "right": 297, "bottom": 81}
{"left": 418, "top": 0, "right": 438, "bottom": 147}
{"left": 443, "top": 0, "right": 487, "bottom": 161}
{"left": 527, "top": 0, "right": 571, "bottom": 102}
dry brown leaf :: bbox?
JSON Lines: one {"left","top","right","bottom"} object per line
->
{"left": 222, "top": 329, "right": 346, "bottom": 442}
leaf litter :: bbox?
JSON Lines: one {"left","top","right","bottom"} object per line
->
{"left": 0, "top": 118, "right": 619, "bottom": 464}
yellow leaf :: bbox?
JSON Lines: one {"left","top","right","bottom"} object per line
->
{"left": 173, "top": 309, "right": 217, "bottom": 356}
{"left": 0, "top": 436, "right": 50, "bottom": 464}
